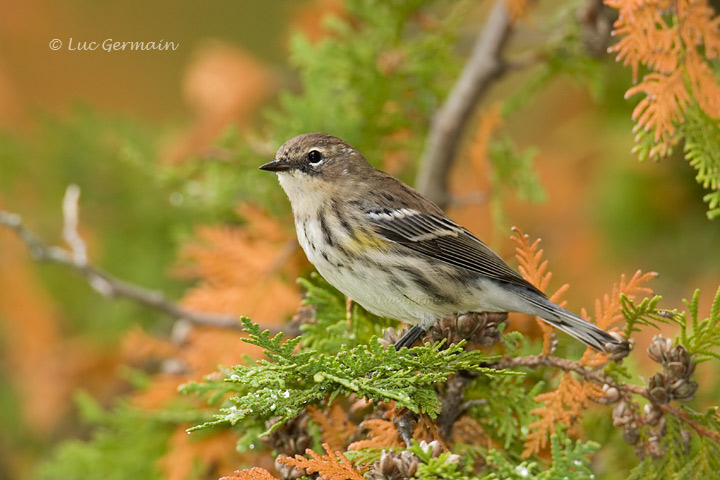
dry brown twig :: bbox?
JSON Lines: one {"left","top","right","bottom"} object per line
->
{"left": 0, "top": 185, "right": 277, "bottom": 331}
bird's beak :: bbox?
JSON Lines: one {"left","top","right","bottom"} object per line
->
{"left": 259, "top": 159, "right": 291, "bottom": 172}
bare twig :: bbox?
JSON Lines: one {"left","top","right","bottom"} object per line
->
{"left": 416, "top": 0, "right": 515, "bottom": 208}
{"left": 0, "top": 190, "right": 275, "bottom": 331}
{"left": 493, "top": 354, "right": 614, "bottom": 386}
{"left": 493, "top": 355, "right": 720, "bottom": 445}
{"left": 62, "top": 184, "right": 87, "bottom": 265}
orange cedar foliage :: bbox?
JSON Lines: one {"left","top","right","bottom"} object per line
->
{"left": 347, "top": 419, "right": 404, "bottom": 450}
{"left": 606, "top": 0, "right": 720, "bottom": 158}
{"left": 511, "top": 227, "right": 570, "bottom": 355}
{"left": 625, "top": 69, "right": 689, "bottom": 145}
{"left": 453, "top": 104, "right": 503, "bottom": 244}
{"left": 347, "top": 409, "right": 438, "bottom": 451}
{"left": 522, "top": 372, "right": 587, "bottom": 458}
{"left": 220, "top": 467, "right": 278, "bottom": 480}
{"left": 682, "top": 1, "right": 720, "bottom": 63}
{"left": 521, "top": 267, "right": 656, "bottom": 457}
{"left": 121, "top": 327, "right": 186, "bottom": 410}
{"left": 578, "top": 270, "right": 656, "bottom": 367}
{"left": 277, "top": 443, "right": 366, "bottom": 480}
{"left": 130, "top": 374, "right": 194, "bottom": 411}
{"left": 307, "top": 403, "right": 356, "bottom": 451}
{"left": 179, "top": 205, "right": 302, "bottom": 327}
{"left": 0, "top": 236, "right": 64, "bottom": 433}
{"left": 685, "top": 49, "right": 720, "bottom": 118}
{"left": 606, "top": 0, "right": 678, "bottom": 82}
{"left": 182, "top": 327, "right": 265, "bottom": 373}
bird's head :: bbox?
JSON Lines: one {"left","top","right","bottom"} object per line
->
{"left": 259, "top": 133, "right": 370, "bottom": 180}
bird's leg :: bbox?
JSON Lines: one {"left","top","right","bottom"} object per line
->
{"left": 393, "top": 325, "right": 427, "bottom": 350}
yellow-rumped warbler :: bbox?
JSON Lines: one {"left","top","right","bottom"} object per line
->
{"left": 260, "top": 133, "right": 626, "bottom": 352}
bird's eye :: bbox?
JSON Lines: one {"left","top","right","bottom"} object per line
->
{"left": 307, "top": 150, "right": 322, "bottom": 164}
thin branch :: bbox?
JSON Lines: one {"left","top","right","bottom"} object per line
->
{"left": 493, "top": 355, "right": 614, "bottom": 386}
{"left": 652, "top": 400, "right": 720, "bottom": 445}
{"left": 416, "top": 0, "right": 515, "bottom": 208}
{"left": 0, "top": 194, "right": 275, "bottom": 332}
{"left": 493, "top": 355, "right": 720, "bottom": 445}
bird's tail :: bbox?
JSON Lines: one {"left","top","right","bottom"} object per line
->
{"left": 521, "top": 294, "right": 624, "bottom": 353}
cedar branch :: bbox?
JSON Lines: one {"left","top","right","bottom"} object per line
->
{"left": 415, "top": 0, "right": 515, "bottom": 208}
{"left": 493, "top": 355, "right": 720, "bottom": 445}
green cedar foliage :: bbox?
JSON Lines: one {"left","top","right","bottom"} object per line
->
{"left": 622, "top": 286, "right": 720, "bottom": 363}
{"left": 183, "top": 317, "right": 510, "bottom": 437}
{"left": 467, "top": 374, "right": 544, "bottom": 450}
{"left": 677, "top": 287, "right": 720, "bottom": 363}
{"left": 626, "top": 415, "right": 720, "bottom": 480}
{"left": 481, "top": 431, "right": 599, "bottom": 480}
{"left": 608, "top": 290, "right": 720, "bottom": 479}
{"left": 180, "top": 279, "right": 720, "bottom": 480}
{"left": 632, "top": 100, "right": 720, "bottom": 219}
{"left": 683, "top": 104, "right": 720, "bottom": 219}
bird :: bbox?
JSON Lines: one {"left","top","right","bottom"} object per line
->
{"left": 259, "top": 132, "right": 626, "bottom": 353}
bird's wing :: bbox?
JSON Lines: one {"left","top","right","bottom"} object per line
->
{"left": 366, "top": 207, "right": 545, "bottom": 295}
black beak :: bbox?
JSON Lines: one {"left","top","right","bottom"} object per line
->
{"left": 259, "top": 159, "right": 291, "bottom": 172}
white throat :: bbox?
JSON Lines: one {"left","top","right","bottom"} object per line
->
{"left": 276, "top": 172, "right": 331, "bottom": 217}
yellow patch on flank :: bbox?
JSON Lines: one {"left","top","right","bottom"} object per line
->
{"left": 345, "top": 228, "right": 389, "bottom": 252}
